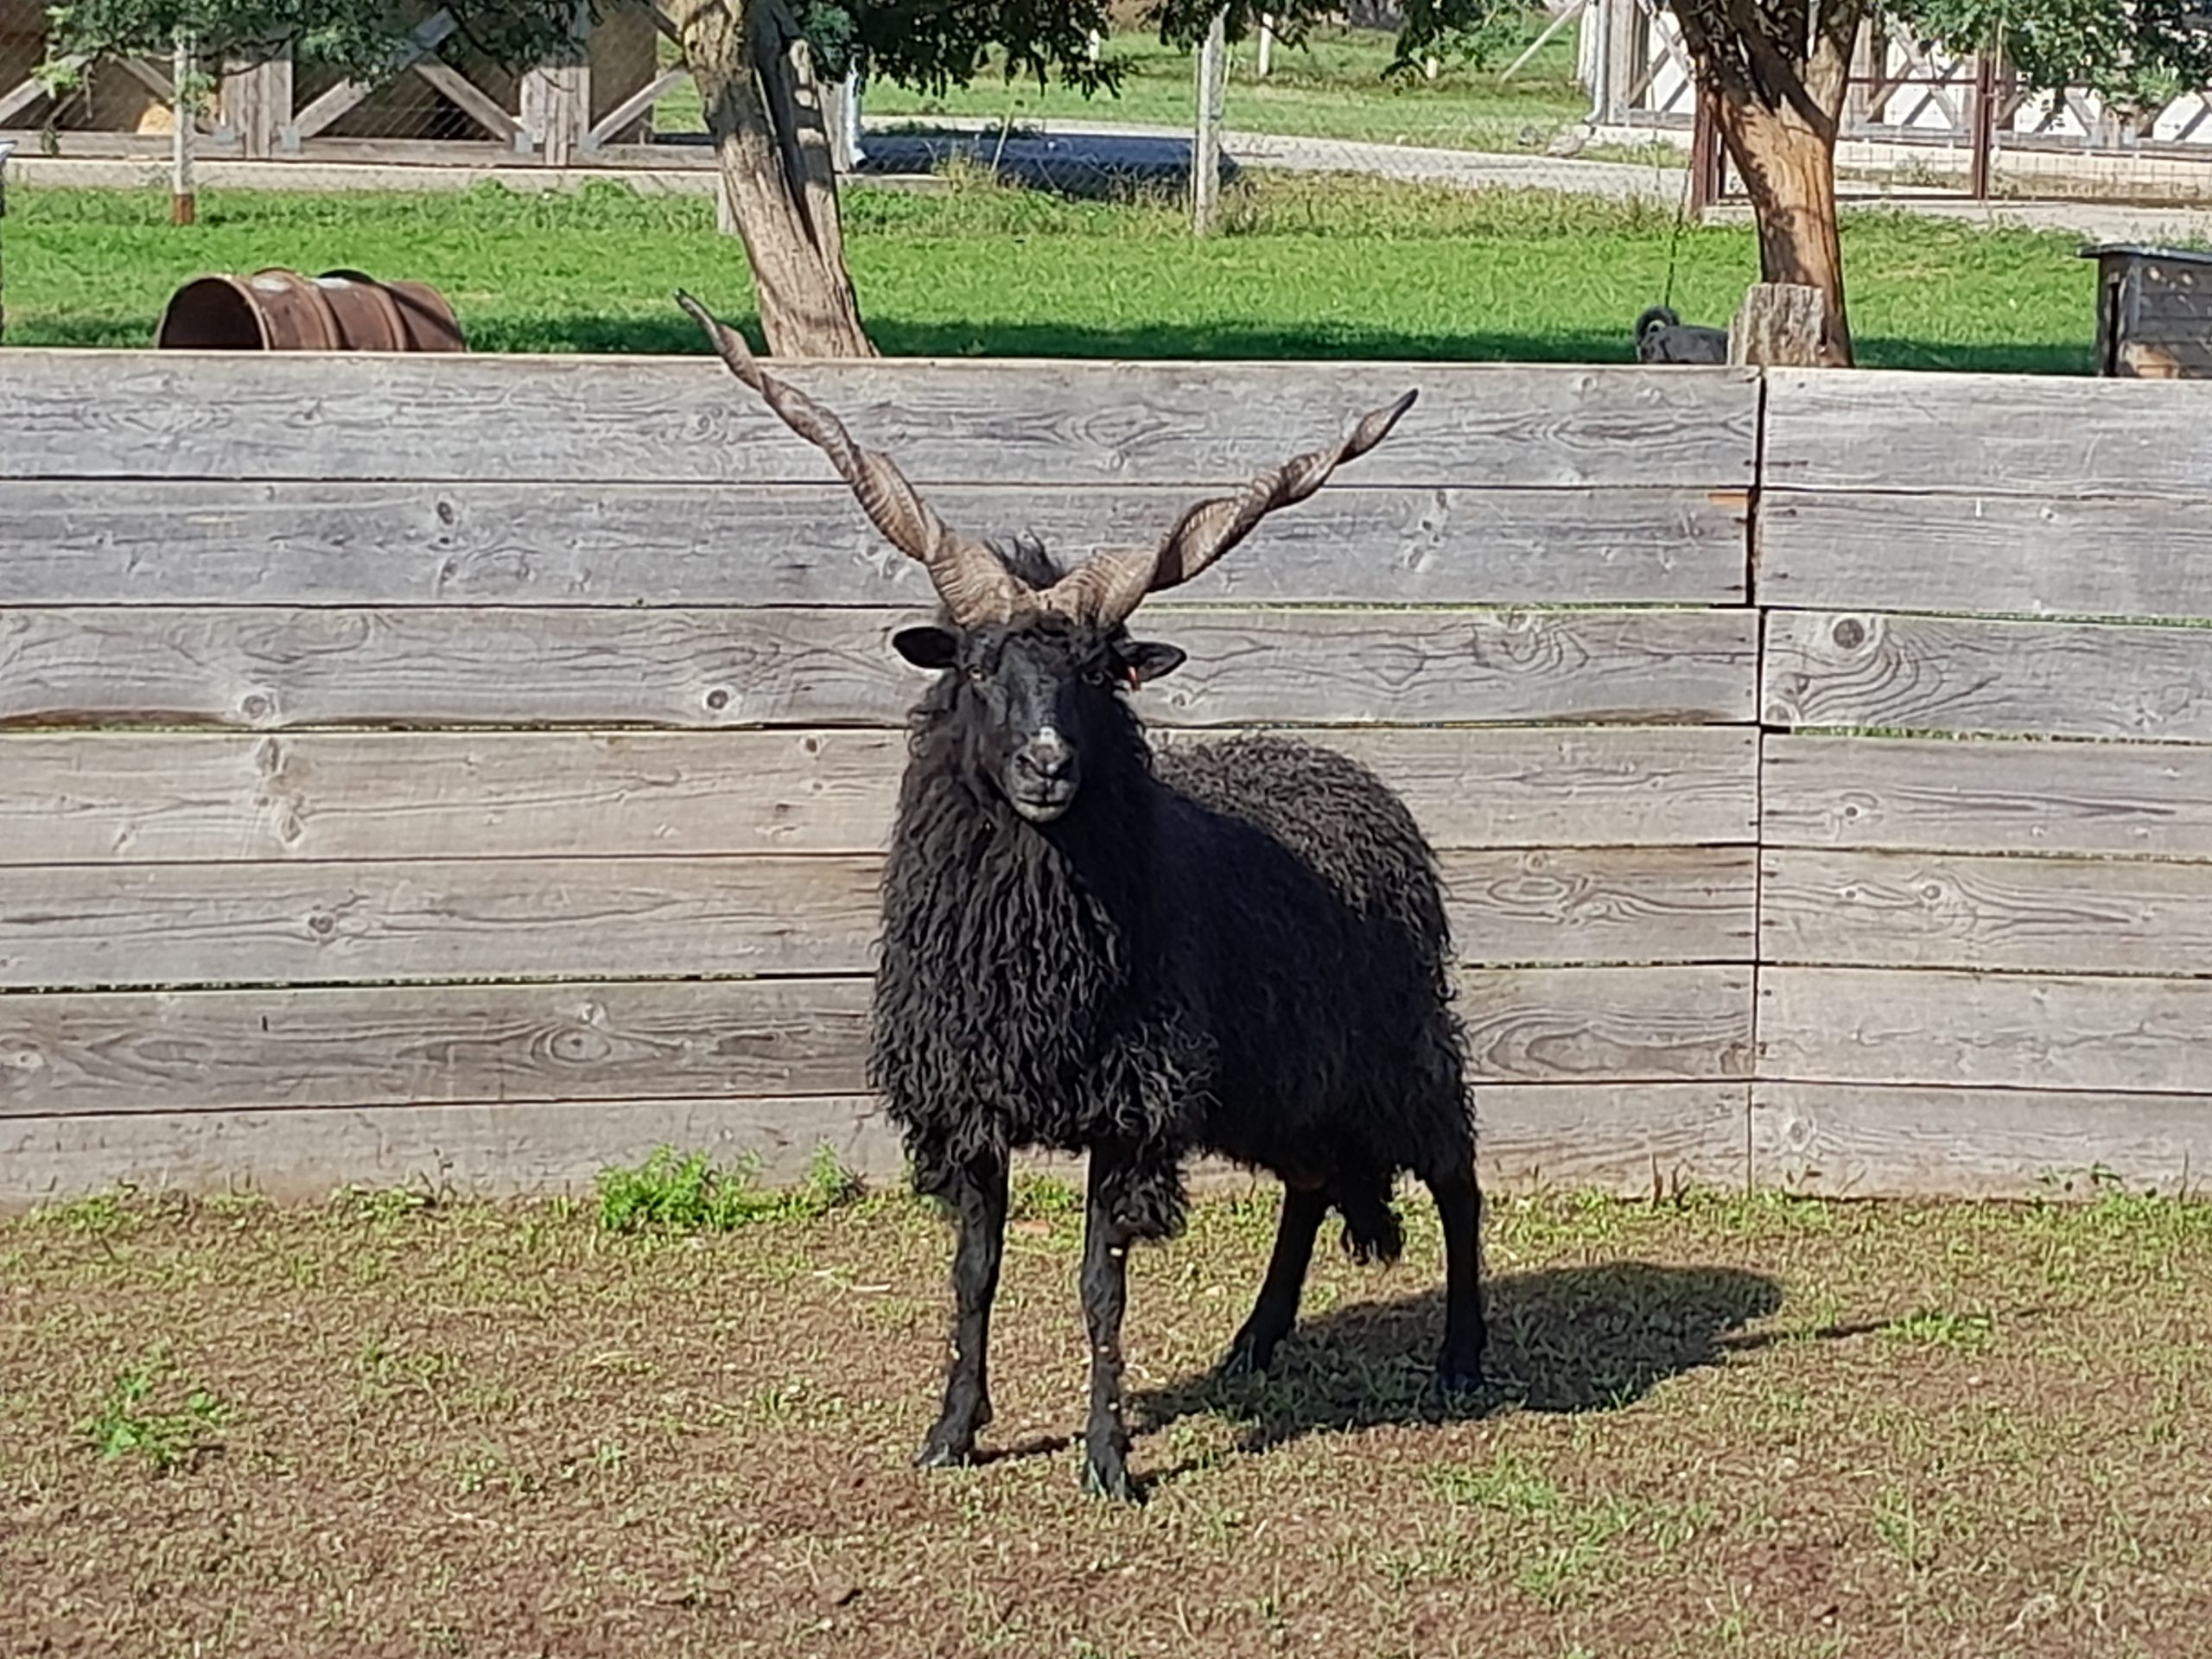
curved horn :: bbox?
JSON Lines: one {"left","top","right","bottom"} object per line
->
{"left": 675, "top": 290, "right": 1027, "bottom": 627}
{"left": 1040, "top": 389, "right": 1419, "bottom": 628}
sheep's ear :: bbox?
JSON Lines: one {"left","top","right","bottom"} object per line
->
{"left": 893, "top": 626, "right": 960, "bottom": 671}
{"left": 1118, "top": 640, "right": 1186, "bottom": 686}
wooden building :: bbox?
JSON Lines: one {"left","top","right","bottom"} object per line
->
{"left": 2082, "top": 243, "right": 2212, "bottom": 379}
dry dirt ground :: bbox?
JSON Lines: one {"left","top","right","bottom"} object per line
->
{"left": 3, "top": 1174, "right": 2210, "bottom": 1659}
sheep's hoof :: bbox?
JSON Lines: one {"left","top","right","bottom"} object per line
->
{"left": 1433, "top": 1357, "right": 1487, "bottom": 1399}
{"left": 1217, "top": 1334, "right": 1277, "bottom": 1379}
{"left": 1080, "top": 1446, "right": 1140, "bottom": 1503}
{"left": 914, "top": 1430, "right": 977, "bottom": 1469}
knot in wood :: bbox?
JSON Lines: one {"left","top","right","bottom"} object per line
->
{"left": 1830, "top": 618, "right": 1866, "bottom": 651}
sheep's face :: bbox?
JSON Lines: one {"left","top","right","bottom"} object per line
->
{"left": 893, "top": 618, "right": 1185, "bottom": 824}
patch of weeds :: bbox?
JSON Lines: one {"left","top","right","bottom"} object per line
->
{"left": 596, "top": 1144, "right": 863, "bottom": 1235}
{"left": 35, "top": 1186, "right": 138, "bottom": 1235}
{"left": 80, "top": 1351, "right": 229, "bottom": 1472}
{"left": 331, "top": 1181, "right": 443, "bottom": 1223}
{"left": 1008, "top": 1173, "right": 1083, "bottom": 1223}
{"left": 1881, "top": 1308, "right": 1995, "bottom": 1351}
{"left": 1431, "top": 1448, "right": 1560, "bottom": 1515}
{"left": 1872, "top": 1484, "right": 1938, "bottom": 1568}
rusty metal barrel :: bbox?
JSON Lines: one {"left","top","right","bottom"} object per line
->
{"left": 154, "top": 268, "right": 467, "bottom": 352}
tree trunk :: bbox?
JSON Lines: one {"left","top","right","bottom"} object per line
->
{"left": 1713, "top": 92, "right": 1852, "bottom": 365}
{"left": 667, "top": 0, "right": 874, "bottom": 358}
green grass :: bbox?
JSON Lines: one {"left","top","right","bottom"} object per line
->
{"left": 5, "top": 1182, "right": 2211, "bottom": 1656}
{"left": 3, "top": 171, "right": 2102, "bottom": 371}
{"left": 78, "top": 1350, "right": 230, "bottom": 1473}
{"left": 651, "top": 21, "right": 1596, "bottom": 157}
{"left": 594, "top": 1145, "right": 863, "bottom": 1235}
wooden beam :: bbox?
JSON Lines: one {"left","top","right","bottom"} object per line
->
{"left": 0, "top": 604, "right": 1758, "bottom": 731}
{"left": 582, "top": 67, "right": 688, "bottom": 149}
{"left": 0, "top": 723, "right": 1758, "bottom": 864}
{"left": 0, "top": 479, "right": 1753, "bottom": 609}
{"left": 283, "top": 10, "right": 458, "bottom": 147}
{"left": 0, "top": 353, "right": 1761, "bottom": 489}
{"left": 412, "top": 56, "right": 525, "bottom": 148}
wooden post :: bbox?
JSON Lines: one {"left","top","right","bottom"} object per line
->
{"left": 1603, "top": 0, "right": 1640, "bottom": 124}
{"left": 1728, "top": 283, "right": 1827, "bottom": 365}
{"left": 1192, "top": 10, "right": 1227, "bottom": 237}
{"left": 219, "top": 58, "right": 288, "bottom": 159}
{"left": 171, "top": 35, "right": 196, "bottom": 226}
{"left": 1255, "top": 15, "right": 1273, "bottom": 79}
{"left": 0, "top": 138, "right": 13, "bottom": 346}
{"left": 1967, "top": 35, "right": 1997, "bottom": 201}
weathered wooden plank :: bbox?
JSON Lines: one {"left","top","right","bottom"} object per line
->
{"left": 1762, "top": 734, "right": 2212, "bottom": 859}
{"left": 0, "top": 352, "right": 1760, "bottom": 488}
{"left": 0, "top": 1083, "right": 1749, "bottom": 1211}
{"left": 1758, "top": 490, "right": 2212, "bottom": 620}
{"left": 0, "top": 856, "right": 885, "bottom": 989}
{"left": 1478, "top": 1083, "right": 1748, "bottom": 1195}
{"left": 1751, "top": 1081, "right": 2212, "bottom": 1199}
{"left": 0, "top": 724, "right": 1758, "bottom": 864}
{"left": 1760, "top": 965, "right": 2212, "bottom": 1093}
{"left": 1762, "top": 367, "right": 2212, "bottom": 498}
{"left": 1, "top": 605, "right": 1758, "bottom": 731}
{"left": 0, "top": 480, "right": 1751, "bottom": 608}
{"left": 0, "top": 1096, "right": 905, "bottom": 1211}
{"left": 0, "top": 845, "right": 1747, "bottom": 989}
{"left": 1763, "top": 610, "right": 2212, "bottom": 741}
{"left": 1763, "top": 846, "right": 2212, "bottom": 975}
{"left": 1446, "top": 846, "right": 1754, "bottom": 965}
{"left": 0, "top": 977, "right": 874, "bottom": 1116}
{"left": 1460, "top": 963, "right": 1751, "bottom": 1083}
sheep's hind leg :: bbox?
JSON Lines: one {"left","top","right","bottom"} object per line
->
{"left": 917, "top": 1152, "right": 1008, "bottom": 1468}
{"left": 1077, "top": 1147, "right": 1148, "bottom": 1502}
{"left": 1424, "top": 1163, "right": 1489, "bottom": 1395}
{"left": 1220, "top": 1185, "right": 1327, "bottom": 1376}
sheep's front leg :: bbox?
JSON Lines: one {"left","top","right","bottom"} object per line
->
{"left": 1078, "top": 1147, "right": 1143, "bottom": 1502}
{"left": 918, "top": 1151, "right": 1008, "bottom": 1468}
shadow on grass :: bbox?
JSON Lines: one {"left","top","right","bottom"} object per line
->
{"left": 1133, "top": 1260, "right": 1796, "bottom": 1459}
{"left": 11, "top": 313, "right": 2089, "bottom": 374}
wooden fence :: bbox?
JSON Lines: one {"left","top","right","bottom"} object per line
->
{"left": 2, "top": 353, "right": 2209, "bottom": 1210}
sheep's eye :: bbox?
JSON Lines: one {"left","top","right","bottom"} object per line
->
{"left": 966, "top": 665, "right": 988, "bottom": 683}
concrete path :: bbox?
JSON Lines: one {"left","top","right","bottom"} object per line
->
{"left": 12, "top": 117, "right": 2210, "bottom": 243}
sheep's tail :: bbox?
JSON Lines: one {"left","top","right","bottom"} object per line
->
{"left": 1333, "top": 1179, "right": 1405, "bottom": 1267}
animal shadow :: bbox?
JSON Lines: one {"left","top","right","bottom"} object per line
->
{"left": 1133, "top": 1261, "right": 1784, "bottom": 1455}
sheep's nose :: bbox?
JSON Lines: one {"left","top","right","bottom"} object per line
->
{"left": 1016, "top": 729, "right": 1075, "bottom": 782}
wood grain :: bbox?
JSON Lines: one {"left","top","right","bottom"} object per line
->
{"left": 0, "top": 856, "right": 886, "bottom": 988}
{"left": 1445, "top": 846, "right": 1754, "bottom": 965}
{"left": 1762, "top": 734, "right": 2212, "bottom": 859}
{"left": 1, "top": 605, "right": 1756, "bottom": 731}
{"left": 0, "top": 351, "right": 1759, "bottom": 488}
{"left": 1459, "top": 963, "right": 1752, "bottom": 1083}
{"left": 1762, "top": 846, "right": 2212, "bottom": 975}
{"left": 0, "top": 977, "right": 874, "bottom": 1116}
{"left": 1763, "top": 610, "right": 2212, "bottom": 741}
{"left": 0, "top": 724, "right": 1759, "bottom": 864}
{"left": 1478, "top": 1083, "right": 1749, "bottom": 1196}
{"left": 1758, "top": 490, "right": 2212, "bottom": 620}
{"left": 0, "top": 1095, "right": 906, "bottom": 1211}
{"left": 1751, "top": 1081, "right": 2212, "bottom": 1198}
{"left": 0, "top": 1084, "right": 1751, "bottom": 1211}
{"left": 1762, "top": 367, "right": 2212, "bottom": 498}
{"left": 0, "top": 480, "right": 1751, "bottom": 608}
{"left": 1759, "top": 965, "right": 2212, "bottom": 1093}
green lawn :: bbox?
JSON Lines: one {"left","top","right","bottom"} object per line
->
{"left": 3, "top": 173, "right": 2098, "bottom": 372}
{"left": 650, "top": 20, "right": 1604, "bottom": 159}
